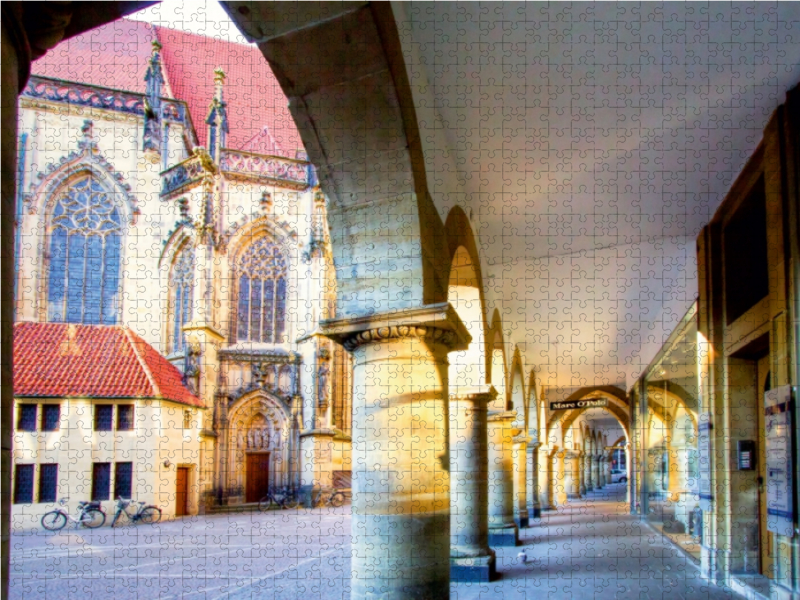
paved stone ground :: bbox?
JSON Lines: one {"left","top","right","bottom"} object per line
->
{"left": 10, "top": 483, "right": 743, "bottom": 600}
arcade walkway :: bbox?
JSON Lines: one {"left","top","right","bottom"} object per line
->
{"left": 9, "top": 483, "right": 743, "bottom": 600}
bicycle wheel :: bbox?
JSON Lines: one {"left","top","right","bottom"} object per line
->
{"left": 258, "top": 496, "right": 273, "bottom": 513}
{"left": 81, "top": 509, "right": 105, "bottom": 529}
{"left": 139, "top": 506, "right": 161, "bottom": 524}
{"left": 283, "top": 496, "right": 300, "bottom": 509}
{"left": 329, "top": 493, "right": 345, "bottom": 508}
{"left": 41, "top": 511, "right": 67, "bottom": 531}
{"left": 111, "top": 509, "right": 129, "bottom": 528}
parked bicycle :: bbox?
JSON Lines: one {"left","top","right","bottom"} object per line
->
{"left": 111, "top": 497, "right": 162, "bottom": 527}
{"left": 41, "top": 497, "right": 106, "bottom": 531}
{"left": 258, "top": 486, "right": 301, "bottom": 512}
{"left": 311, "top": 488, "right": 346, "bottom": 508}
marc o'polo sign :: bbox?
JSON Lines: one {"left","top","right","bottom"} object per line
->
{"left": 549, "top": 398, "right": 609, "bottom": 410}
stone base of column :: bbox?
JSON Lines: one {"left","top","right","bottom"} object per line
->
{"left": 488, "top": 524, "right": 519, "bottom": 546}
{"left": 515, "top": 509, "right": 529, "bottom": 528}
{"left": 450, "top": 551, "right": 497, "bottom": 582}
{"left": 567, "top": 493, "right": 582, "bottom": 499}
{"left": 530, "top": 504, "right": 542, "bottom": 519}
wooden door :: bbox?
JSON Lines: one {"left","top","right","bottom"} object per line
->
{"left": 246, "top": 453, "right": 270, "bottom": 503}
{"left": 176, "top": 467, "right": 189, "bottom": 517}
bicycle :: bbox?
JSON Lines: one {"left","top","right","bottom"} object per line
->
{"left": 41, "top": 497, "right": 106, "bottom": 531}
{"left": 258, "top": 487, "right": 301, "bottom": 512}
{"left": 311, "top": 488, "right": 345, "bottom": 508}
{"left": 111, "top": 497, "right": 162, "bottom": 527}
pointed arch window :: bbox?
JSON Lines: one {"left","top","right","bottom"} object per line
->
{"left": 170, "top": 243, "right": 195, "bottom": 353}
{"left": 235, "top": 237, "right": 288, "bottom": 343}
{"left": 47, "top": 177, "right": 122, "bottom": 324}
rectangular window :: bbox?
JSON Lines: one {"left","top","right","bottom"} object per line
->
{"left": 114, "top": 462, "right": 133, "bottom": 499}
{"left": 91, "top": 463, "right": 111, "bottom": 501}
{"left": 42, "top": 404, "right": 61, "bottom": 432}
{"left": 117, "top": 405, "right": 134, "bottom": 431}
{"left": 38, "top": 464, "right": 58, "bottom": 503}
{"left": 17, "top": 404, "right": 37, "bottom": 431}
{"left": 94, "top": 405, "right": 113, "bottom": 431}
{"left": 14, "top": 464, "right": 34, "bottom": 504}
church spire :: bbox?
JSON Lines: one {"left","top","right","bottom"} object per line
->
{"left": 142, "top": 40, "right": 164, "bottom": 153}
{"left": 206, "top": 67, "right": 228, "bottom": 162}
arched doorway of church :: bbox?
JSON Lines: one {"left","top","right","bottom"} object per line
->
{"left": 226, "top": 393, "right": 291, "bottom": 504}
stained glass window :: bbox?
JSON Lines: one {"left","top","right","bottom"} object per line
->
{"left": 170, "top": 244, "right": 194, "bottom": 353}
{"left": 235, "top": 237, "right": 288, "bottom": 343}
{"left": 47, "top": 177, "right": 122, "bottom": 324}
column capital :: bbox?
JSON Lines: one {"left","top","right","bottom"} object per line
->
{"left": 449, "top": 384, "right": 497, "bottom": 404}
{"left": 319, "top": 302, "right": 470, "bottom": 352}
{"left": 512, "top": 434, "right": 531, "bottom": 445}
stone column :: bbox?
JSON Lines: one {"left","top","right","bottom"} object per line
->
{"left": 566, "top": 451, "right": 582, "bottom": 499}
{"left": 527, "top": 442, "right": 542, "bottom": 519}
{"left": 550, "top": 449, "right": 567, "bottom": 507}
{"left": 450, "top": 385, "right": 497, "bottom": 582}
{"left": 584, "top": 451, "right": 593, "bottom": 492}
{"left": 513, "top": 434, "right": 529, "bottom": 527}
{"left": 487, "top": 411, "right": 519, "bottom": 546}
{"left": 579, "top": 453, "right": 587, "bottom": 495}
{"left": 604, "top": 457, "right": 612, "bottom": 488}
{"left": 592, "top": 455, "right": 601, "bottom": 489}
{"left": 320, "top": 304, "right": 470, "bottom": 600}
{"left": 538, "top": 446, "right": 552, "bottom": 510}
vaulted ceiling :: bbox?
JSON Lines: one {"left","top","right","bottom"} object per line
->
{"left": 394, "top": 2, "right": 800, "bottom": 391}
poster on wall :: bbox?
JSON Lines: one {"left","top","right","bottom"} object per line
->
{"left": 698, "top": 412, "right": 713, "bottom": 512}
{"left": 765, "top": 385, "right": 796, "bottom": 538}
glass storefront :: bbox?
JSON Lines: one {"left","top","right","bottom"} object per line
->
{"left": 632, "top": 303, "right": 702, "bottom": 562}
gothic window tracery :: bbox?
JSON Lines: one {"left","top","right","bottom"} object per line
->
{"left": 169, "top": 243, "right": 195, "bottom": 353}
{"left": 47, "top": 177, "right": 122, "bottom": 324}
{"left": 235, "top": 237, "right": 288, "bottom": 343}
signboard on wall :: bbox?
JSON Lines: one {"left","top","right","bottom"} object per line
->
{"left": 698, "top": 412, "right": 713, "bottom": 511}
{"left": 765, "top": 385, "right": 796, "bottom": 538}
{"left": 549, "top": 398, "right": 608, "bottom": 411}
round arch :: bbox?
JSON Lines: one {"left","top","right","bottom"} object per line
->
{"left": 444, "top": 206, "right": 489, "bottom": 391}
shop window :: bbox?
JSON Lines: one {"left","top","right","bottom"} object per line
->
{"left": 14, "top": 465, "right": 34, "bottom": 504}
{"left": 91, "top": 463, "right": 111, "bottom": 501}
{"left": 94, "top": 405, "right": 113, "bottom": 431}
{"left": 724, "top": 175, "right": 768, "bottom": 324}
{"left": 42, "top": 404, "right": 61, "bottom": 432}
{"left": 114, "top": 462, "right": 133, "bottom": 499}
{"left": 117, "top": 405, "right": 134, "bottom": 431}
{"left": 38, "top": 464, "right": 58, "bottom": 503}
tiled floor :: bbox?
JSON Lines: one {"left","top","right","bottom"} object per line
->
{"left": 10, "top": 483, "right": 744, "bottom": 599}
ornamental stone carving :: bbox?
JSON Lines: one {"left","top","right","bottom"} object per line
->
{"left": 341, "top": 324, "right": 459, "bottom": 351}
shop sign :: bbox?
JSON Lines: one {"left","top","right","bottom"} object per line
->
{"left": 765, "top": 385, "right": 796, "bottom": 538}
{"left": 549, "top": 398, "right": 609, "bottom": 411}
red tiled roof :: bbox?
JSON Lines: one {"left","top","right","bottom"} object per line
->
{"left": 31, "top": 20, "right": 155, "bottom": 94}
{"left": 153, "top": 25, "right": 303, "bottom": 153}
{"left": 13, "top": 322, "right": 203, "bottom": 408}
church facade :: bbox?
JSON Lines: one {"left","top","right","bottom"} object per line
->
{"left": 12, "top": 21, "right": 353, "bottom": 518}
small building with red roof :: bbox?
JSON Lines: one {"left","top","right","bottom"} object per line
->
{"left": 14, "top": 20, "right": 353, "bottom": 518}
{"left": 12, "top": 321, "right": 203, "bottom": 528}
